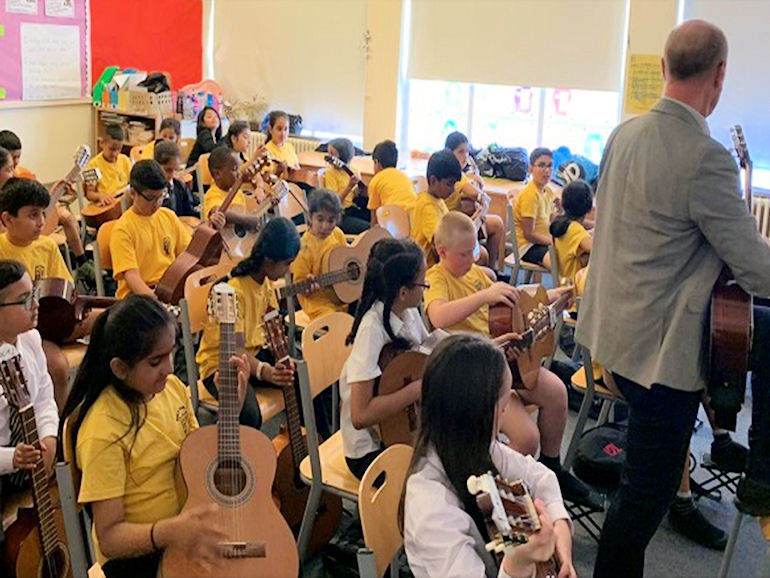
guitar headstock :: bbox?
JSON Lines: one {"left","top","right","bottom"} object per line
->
{"left": 324, "top": 154, "right": 345, "bottom": 170}
{"left": 207, "top": 282, "right": 238, "bottom": 324}
{"left": 0, "top": 343, "right": 32, "bottom": 410}
{"left": 81, "top": 168, "right": 102, "bottom": 186}
{"left": 467, "top": 472, "right": 541, "bottom": 556}
{"left": 73, "top": 145, "right": 91, "bottom": 170}
{"left": 731, "top": 125, "right": 751, "bottom": 170}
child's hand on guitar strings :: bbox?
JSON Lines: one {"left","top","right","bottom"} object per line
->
{"left": 305, "top": 275, "right": 322, "bottom": 294}
{"left": 501, "top": 498, "right": 556, "bottom": 575}
{"left": 492, "top": 332, "right": 525, "bottom": 362}
{"left": 212, "top": 354, "right": 251, "bottom": 409}
{"left": 484, "top": 282, "right": 520, "bottom": 308}
{"left": 94, "top": 193, "right": 113, "bottom": 207}
{"left": 167, "top": 503, "right": 227, "bottom": 569}
{"left": 12, "top": 442, "right": 41, "bottom": 471}
{"left": 264, "top": 360, "right": 294, "bottom": 387}
{"left": 208, "top": 210, "right": 226, "bottom": 231}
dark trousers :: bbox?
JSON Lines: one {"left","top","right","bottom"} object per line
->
{"left": 747, "top": 305, "right": 770, "bottom": 482}
{"left": 340, "top": 206, "right": 371, "bottom": 235}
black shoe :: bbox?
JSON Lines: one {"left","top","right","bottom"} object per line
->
{"left": 556, "top": 469, "right": 605, "bottom": 511}
{"left": 736, "top": 476, "right": 770, "bottom": 516}
{"left": 668, "top": 502, "right": 727, "bottom": 550}
{"left": 496, "top": 271, "right": 512, "bottom": 284}
{"left": 710, "top": 436, "right": 747, "bottom": 473}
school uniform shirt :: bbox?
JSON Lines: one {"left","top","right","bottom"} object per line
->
{"left": 76, "top": 375, "right": 198, "bottom": 565}
{"left": 290, "top": 228, "right": 348, "bottom": 321}
{"left": 140, "top": 140, "right": 157, "bottom": 160}
{"left": 110, "top": 207, "right": 191, "bottom": 299}
{"left": 404, "top": 441, "right": 570, "bottom": 578}
{"left": 202, "top": 182, "right": 247, "bottom": 219}
{"left": 0, "top": 233, "right": 73, "bottom": 283}
{"left": 367, "top": 168, "right": 417, "bottom": 214}
{"left": 86, "top": 152, "right": 132, "bottom": 196}
{"left": 0, "top": 330, "right": 59, "bottom": 475}
{"left": 411, "top": 192, "right": 449, "bottom": 267}
{"left": 14, "top": 165, "right": 37, "bottom": 180}
{"left": 554, "top": 220, "right": 590, "bottom": 281}
{"left": 513, "top": 180, "right": 556, "bottom": 252}
{"left": 445, "top": 173, "right": 472, "bottom": 212}
{"left": 425, "top": 262, "right": 493, "bottom": 335}
{"left": 266, "top": 140, "right": 299, "bottom": 168}
{"left": 162, "top": 178, "right": 200, "bottom": 218}
{"left": 186, "top": 129, "right": 218, "bottom": 168}
{"left": 196, "top": 274, "right": 279, "bottom": 381}
{"left": 324, "top": 165, "right": 361, "bottom": 210}
{"left": 340, "top": 301, "right": 429, "bottom": 460}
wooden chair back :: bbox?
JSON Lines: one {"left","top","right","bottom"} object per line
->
{"left": 178, "top": 138, "right": 195, "bottom": 164}
{"left": 300, "top": 312, "right": 354, "bottom": 400}
{"left": 129, "top": 144, "right": 148, "bottom": 163}
{"left": 359, "top": 444, "right": 413, "bottom": 578}
{"left": 278, "top": 182, "right": 309, "bottom": 222}
{"left": 183, "top": 262, "right": 232, "bottom": 333}
{"left": 376, "top": 205, "right": 410, "bottom": 240}
{"left": 196, "top": 153, "right": 213, "bottom": 192}
{"left": 61, "top": 414, "right": 82, "bottom": 497}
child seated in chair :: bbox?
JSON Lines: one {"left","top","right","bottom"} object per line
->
{"left": 0, "top": 130, "right": 93, "bottom": 286}
{"left": 0, "top": 260, "right": 59, "bottom": 495}
{"left": 549, "top": 179, "right": 593, "bottom": 282}
{"left": 367, "top": 140, "right": 416, "bottom": 226}
{"left": 154, "top": 141, "right": 200, "bottom": 219}
{"left": 424, "top": 211, "right": 600, "bottom": 509}
{"left": 0, "top": 179, "right": 99, "bottom": 408}
{"left": 85, "top": 123, "right": 132, "bottom": 206}
{"left": 410, "top": 149, "right": 456, "bottom": 267}
{"left": 202, "top": 147, "right": 263, "bottom": 231}
{"left": 141, "top": 117, "right": 181, "bottom": 161}
{"left": 513, "top": 148, "right": 559, "bottom": 269}
{"left": 290, "top": 189, "right": 349, "bottom": 321}
{"left": 110, "top": 161, "right": 191, "bottom": 299}
{"left": 324, "top": 137, "right": 369, "bottom": 234}
{"left": 264, "top": 110, "right": 300, "bottom": 178}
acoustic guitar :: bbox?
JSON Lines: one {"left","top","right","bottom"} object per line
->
{"left": 41, "top": 145, "right": 91, "bottom": 236}
{"left": 0, "top": 344, "right": 72, "bottom": 578}
{"left": 324, "top": 154, "right": 367, "bottom": 196}
{"left": 161, "top": 283, "right": 298, "bottom": 578}
{"left": 35, "top": 278, "right": 116, "bottom": 344}
{"left": 263, "top": 308, "right": 343, "bottom": 555}
{"left": 79, "top": 171, "right": 127, "bottom": 230}
{"left": 375, "top": 344, "right": 428, "bottom": 447}
{"left": 155, "top": 156, "right": 271, "bottom": 304}
{"left": 467, "top": 472, "right": 559, "bottom": 578}
{"left": 488, "top": 285, "right": 573, "bottom": 390}
{"left": 708, "top": 125, "right": 754, "bottom": 430}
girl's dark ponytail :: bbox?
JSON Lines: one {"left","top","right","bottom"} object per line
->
{"left": 230, "top": 217, "right": 300, "bottom": 279}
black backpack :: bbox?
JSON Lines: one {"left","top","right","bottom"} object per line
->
{"left": 573, "top": 422, "right": 627, "bottom": 493}
{"left": 476, "top": 145, "right": 529, "bottom": 181}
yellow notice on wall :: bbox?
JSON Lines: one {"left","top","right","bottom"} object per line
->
{"left": 623, "top": 54, "right": 664, "bottom": 115}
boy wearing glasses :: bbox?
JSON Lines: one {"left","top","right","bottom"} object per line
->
{"left": 513, "top": 147, "right": 559, "bottom": 268}
{"left": 110, "top": 160, "right": 191, "bottom": 299}
{"left": 0, "top": 260, "right": 59, "bottom": 494}
{"left": 0, "top": 178, "right": 95, "bottom": 408}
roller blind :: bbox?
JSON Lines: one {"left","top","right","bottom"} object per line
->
{"left": 408, "top": 0, "right": 628, "bottom": 92}
{"left": 685, "top": 0, "right": 770, "bottom": 172}
{"left": 212, "top": 0, "right": 367, "bottom": 139}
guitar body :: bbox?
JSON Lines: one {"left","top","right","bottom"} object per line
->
{"left": 2, "top": 507, "right": 72, "bottom": 578}
{"left": 376, "top": 348, "right": 427, "bottom": 447}
{"left": 324, "top": 226, "right": 390, "bottom": 303}
{"left": 221, "top": 206, "right": 259, "bottom": 260}
{"left": 271, "top": 430, "right": 342, "bottom": 555}
{"left": 81, "top": 198, "right": 123, "bottom": 229}
{"left": 162, "top": 425, "right": 298, "bottom": 578}
{"left": 36, "top": 278, "right": 117, "bottom": 343}
{"left": 489, "top": 285, "right": 553, "bottom": 390}
{"left": 287, "top": 168, "right": 318, "bottom": 188}
{"left": 155, "top": 225, "right": 223, "bottom": 304}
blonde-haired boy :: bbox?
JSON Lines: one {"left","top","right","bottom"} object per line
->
{"left": 424, "top": 211, "right": 600, "bottom": 509}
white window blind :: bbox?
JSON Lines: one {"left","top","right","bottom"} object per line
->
{"left": 408, "top": 0, "right": 628, "bottom": 92}
{"left": 685, "top": 1, "right": 770, "bottom": 176}
{"left": 212, "top": 0, "right": 367, "bottom": 140}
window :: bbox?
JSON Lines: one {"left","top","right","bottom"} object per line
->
{"left": 405, "top": 79, "right": 620, "bottom": 164}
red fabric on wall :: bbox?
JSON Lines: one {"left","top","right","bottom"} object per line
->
{"left": 90, "top": 0, "right": 202, "bottom": 89}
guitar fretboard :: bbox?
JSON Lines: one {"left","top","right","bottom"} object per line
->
{"left": 218, "top": 321, "right": 241, "bottom": 464}
{"left": 277, "top": 267, "right": 353, "bottom": 300}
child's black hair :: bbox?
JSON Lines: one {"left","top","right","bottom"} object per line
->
{"left": 153, "top": 141, "right": 182, "bottom": 166}
{"left": 104, "top": 123, "right": 127, "bottom": 142}
{"left": 426, "top": 148, "right": 462, "bottom": 182}
{"left": 444, "top": 131, "right": 468, "bottom": 152}
{"left": 328, "top": 138, "right": 355, "bottom": 164}
{"left": 0, "top": 147, "right": 12, "bottom": 173}
{"left": 196, "top": 106, "right": 222, "bottom": 141}
{"left": 529, "top": 147, "right": 553, "bottom": 166}
{"left": 265, "top": 110, "right": 289, "bottom": 143}
{"left": 0, "top": 130, "right": 22, "bottom": 152}
{"left": 308, "top": 188, "right": 342, "bottom": 217}
{"left": 0, "top": 260, "right": 27, "bottom": 298}
{"left": 208, "top": 145, "right": 237, "bottom": 173}
{"left": 0, "top": 177, "right": 50, "bottom": 216}
{"left": 159, "top": 117, "right": 182, "bottom": 137}
{"left": 130, "top": 160, "right": 167, "bottom": 194}
{"left": 372, "top": 140, "right": 398, "bottom": 169}
{"left": 224, "top": 121, "right": 250, "bottom": 149}
{"left": 229, "top": 217, "right": 301, "bottom": 279}
{"left": 550, "top": 179, "right": 594, "bottom": 238}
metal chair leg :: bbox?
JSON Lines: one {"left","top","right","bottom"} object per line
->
{"left": 718, "top": 510, "right": 744, "bottom": 578}
{"left": 564, "top": 345, "right": 596, "bottom": 470}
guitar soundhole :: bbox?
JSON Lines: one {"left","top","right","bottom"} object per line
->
{"left": 233, "top": 224, "right": 247, "bottom": 238}
{"left": 346, "top": 261, "right": 361, "bottom": 282}
{"left": 207, "top": 457, "right": 257, "bottom": 506}
{"left": 39, "top": 543, "right": 69, "bottom": 578}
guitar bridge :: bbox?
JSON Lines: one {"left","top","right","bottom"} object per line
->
{"left": 219, "top": 541, "right": 266, "bottom": 558}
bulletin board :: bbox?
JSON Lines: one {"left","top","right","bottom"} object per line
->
{"left": 0, "top": 0, "right": 90, "bottom": 101}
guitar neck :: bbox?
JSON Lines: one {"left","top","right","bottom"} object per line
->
{"left": 19, "top": 405, "right": 60, "bottom": 559}
{"left": 277, "top": 267, "right": 351, "bottom": 300}
{"left": 744, "top": 163, "right": 753, "bottom": 211}
{"left": 217, "top": 321, "right": 241, "bottom": 462}
{"left": 529, "top": 290, "right": 572, "bottom": 336}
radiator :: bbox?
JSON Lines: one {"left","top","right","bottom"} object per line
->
{"left": 753, "top": 195, "right": 770, "bottom": 240}
{"left": 248, "top": 132, "right": 320, "bottom": 158}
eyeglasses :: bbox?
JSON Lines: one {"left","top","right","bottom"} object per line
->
{"left": 0, "top": 288, "right": 39, "bottom": 310}
{"left": 534, "top": 162, "right": 553, "bottom": 170}
{"left": 412, "top": 282, "right": 431, "bottom": 290}
{"left": 135, "top": 188, "right": 169, "bottom": 204}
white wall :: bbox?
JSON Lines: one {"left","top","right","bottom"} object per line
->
{"left": 0, "top": 99, "right": 94, "bottom": 183}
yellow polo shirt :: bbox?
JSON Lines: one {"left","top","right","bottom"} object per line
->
{"left": 266, "top": 140, "right": 299, "bottom": 168}
{"left": 110, "top": 207, "right": 191, "bottom": 299}
{"left": 425, "top": 262, "right": 493, "bottom": 335}
{"left": 196, "top": 274, "right": 279, "bottom": 381}
{"left": 86, "top": 152, "right": 132, "bottom": 196}
{"left": 76, "top": 375, "right": 197, "bottom": 565}
{"left": 367, "top": 168, "right": 416, "bottom": 213}
{"left": 0, "top": 233, "right": 73, "bottom": 282}
{"left": 445, "top": 173, "right": 472, "bottom": 212}
{"left": 410, "top": 191, "right": 448, "bottom": 267}
{"left": 290, "top": 228, "right": 348, "bottom": 321}
{"left": 324, "top": 165, "right": 360, "bottom": 209}
{"left": 554, "top": 220, "right": 590, "bottom": 281}
{"left": 202, "top": 182, "right": 247, "bottom": 219}
{"left": 513, "top": 180, "right": 556, "bottom": 250}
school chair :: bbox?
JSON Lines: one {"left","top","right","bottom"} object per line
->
{"left": 178, "top": 265, "right": 285, "bottom": 423}
{"left": 376, "top": 205, "right": 410, "bottom": 239}
{"left": 357, "top": 444, "right": 413, "bottom": 578}
{"left": 719, "top": 515, "right": 770, "bottom": 578}
{"left": 91, "top": 220, "right": 116, "bottom": 297}
{"left": 277, "top": 182, "right": 309, "bottom": 233}
{"left": 129, "top": 144, "right": 149, "bottom": 163}
{"left": 196, "top": 153, "right": 213, "bottom": 200}
{"left": 296, "top": 312, "right": 356, "bottom": 564}
{"left": 177, "top": 138, "right": 195, "bottom": 164}
{"left": 503, "top": 203, "right": 551, "bottom": 285}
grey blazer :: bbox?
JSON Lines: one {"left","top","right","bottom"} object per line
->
{"left": 576, "top": 98, "right": 770, "bottom": 392}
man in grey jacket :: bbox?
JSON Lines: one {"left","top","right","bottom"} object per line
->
{"left": 577, "top": 19, "right": 770, "bottom": 577}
